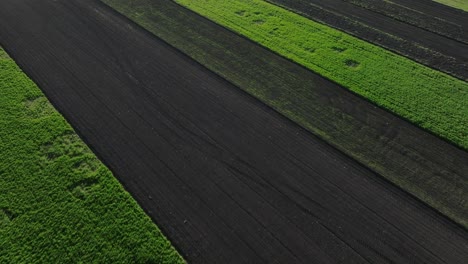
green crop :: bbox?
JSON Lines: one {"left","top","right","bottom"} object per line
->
{"left": 175, "top": 0, "right": 468, "bottom": 150}
{"left": 0, "top": 48, "right": 183, "bottom": 263}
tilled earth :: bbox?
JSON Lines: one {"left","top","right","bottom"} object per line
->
{"left": 0, "top": 0, "right": 467, "bottom": 263}
{"left": 103, "top": 0, "right": 468, "bottom": 226}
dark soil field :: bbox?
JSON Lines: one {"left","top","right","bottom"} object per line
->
{"left": 104, "top": 0, "right": 468, "bottom": 228}
{"left": 1, "top": 0, "right": 467, "bottom": 263}
{"left": 266, "top": 0, "right": 468, "bottom": 81}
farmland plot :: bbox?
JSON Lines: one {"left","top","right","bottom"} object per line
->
{"left": 103, "top": 0, "right": 468, "bottom": 229}
{"left": 1, "top": 0, "right": 467, "bottom": 263}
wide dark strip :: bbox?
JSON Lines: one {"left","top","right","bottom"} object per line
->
{"left": 266, "top": 0, "right": 468, "bottom": 81}
{"left": 104, "top": 0, "right": 468, "bottom": 228}
{"left": 0, "top": 0, "right": 467, "bottom": 263}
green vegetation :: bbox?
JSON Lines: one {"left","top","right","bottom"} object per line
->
{"left": 434, "top": 0, "right": 468, "bottom": 11}
{"left": 0, "top": 48, "right": 183, "bottom": 263}
{"left": 174, "top": 0, "right": 468, "bottom": 150}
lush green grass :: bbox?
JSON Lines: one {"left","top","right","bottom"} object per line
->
{"left": 175, "top": 0, "right": 468, "bottom": 150}
{"left": 434, "top": 0, "right": 468, "bottom": 11}
{"left": 0, "top": 48, "right": 184, "bottom": 263}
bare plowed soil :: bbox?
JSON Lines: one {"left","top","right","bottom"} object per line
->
{"left": 0, "top": 0, "right": 467, "bottom": 263}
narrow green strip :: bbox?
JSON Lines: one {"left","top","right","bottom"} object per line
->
{"left": 0, "top": 48, "right": 183, "bottom": 263}
{"left": 175, "top": 0, "right": 468, "bottom": 150}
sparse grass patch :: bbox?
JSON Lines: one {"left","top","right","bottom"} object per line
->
{"left": 345, "top": 59, "right": 360, "bottom": 68}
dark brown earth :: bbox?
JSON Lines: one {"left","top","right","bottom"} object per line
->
{"left": 106, "top": 0, "right": 468, "bottom": 227}
{"left": 0, "top": 0, "right": 467, "bottom": 263}
{"left": 266, "top": 0, "right": 468, "bottom": 81}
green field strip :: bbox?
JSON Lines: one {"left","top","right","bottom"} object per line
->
{"left": 101, "top": 0, "right": 468, "bottom": 227}
{"left": 0, "top": 48, "right": 183, "bottom": 263}
{"left": 434, "top": 0, "right": 468, "bottom": 11}
{"left": 174, "top": 0, "right": 468, "bottom": 150}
